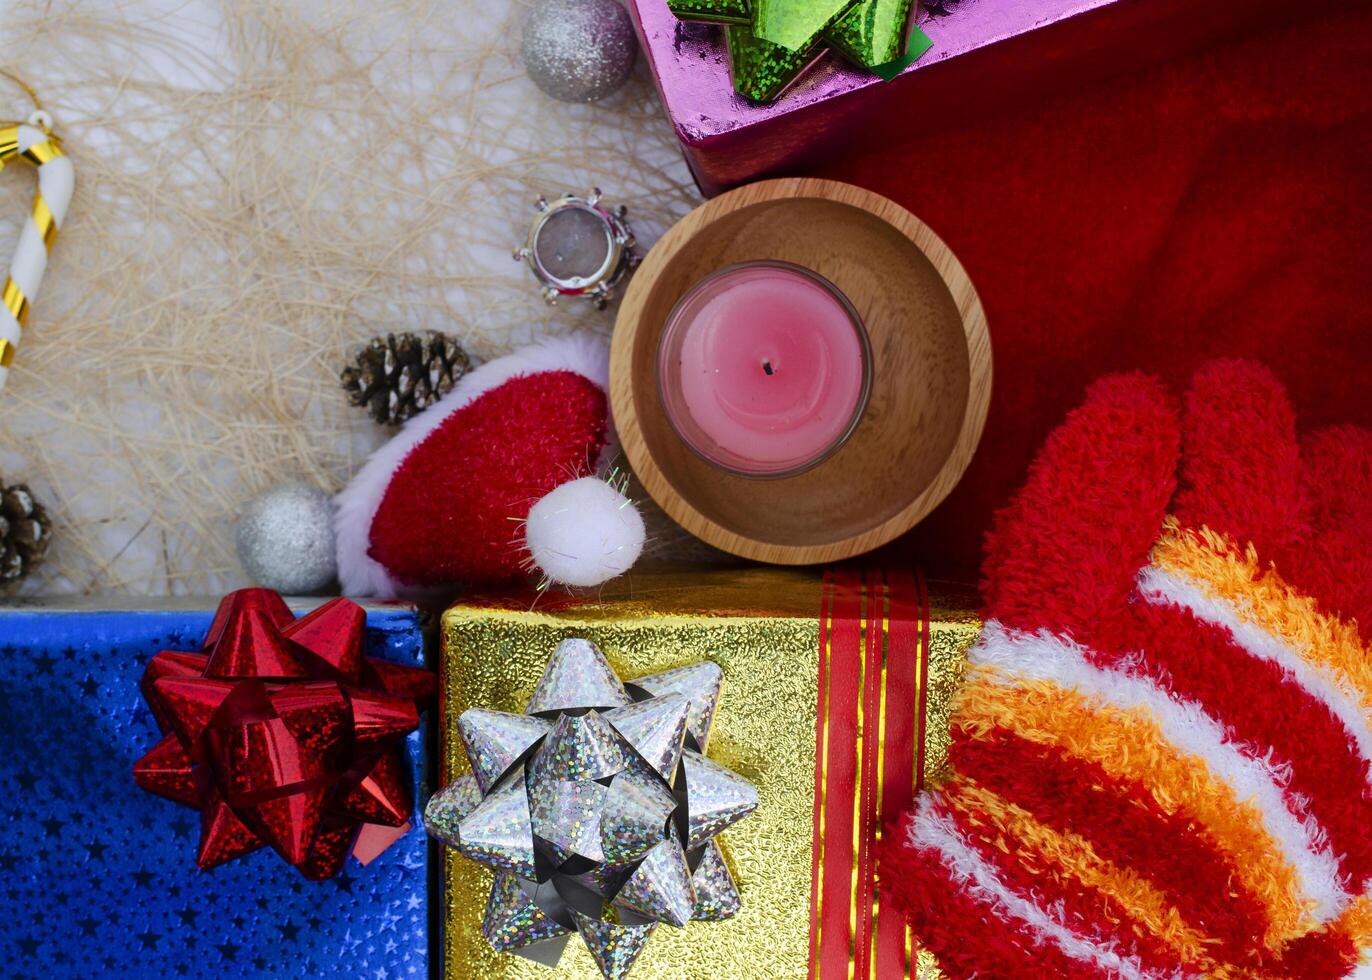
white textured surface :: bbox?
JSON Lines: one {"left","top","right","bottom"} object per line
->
{"left": 0, "top": 0, "right": 700, "bottom": 594}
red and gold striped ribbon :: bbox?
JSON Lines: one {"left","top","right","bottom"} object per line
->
{"left": 810, "top": 566, "right": 932, "bottom": 979}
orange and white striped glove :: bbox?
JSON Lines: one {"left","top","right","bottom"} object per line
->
{"left": 881, "top": 360, "right": 1372, "bottom": 978}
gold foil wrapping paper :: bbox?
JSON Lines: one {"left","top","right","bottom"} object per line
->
{"left": 440, "top": 566, "right": 979, "bottom": 979}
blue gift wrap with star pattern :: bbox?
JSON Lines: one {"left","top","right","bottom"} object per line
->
{"left": 0, "top": 599, "right": 434, "bottom": 978}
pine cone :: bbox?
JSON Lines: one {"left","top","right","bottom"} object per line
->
{"left": 0, "top": 482, "right": 51, "bottom": 583}
{"left": 340, "top": 331, "right": 473, "bottom": 426}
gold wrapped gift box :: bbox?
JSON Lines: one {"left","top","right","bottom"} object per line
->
{"left": 439, "top": 566, "right": 978, "bottom": 979}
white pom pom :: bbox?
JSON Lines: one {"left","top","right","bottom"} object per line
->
{"left": 525, "top": 476, "right": 645, "bottom": 588}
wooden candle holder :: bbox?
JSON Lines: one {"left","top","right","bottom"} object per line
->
{"left": 611, "top": 178, "right": 991, "bottom": 564}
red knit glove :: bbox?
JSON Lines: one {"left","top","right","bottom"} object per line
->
{"left": 881, "top": 360, "right": 1372, "bottom": 978}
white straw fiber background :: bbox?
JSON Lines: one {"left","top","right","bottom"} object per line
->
{"left": 0, "top": 0, "right": 703, "bottom": 594}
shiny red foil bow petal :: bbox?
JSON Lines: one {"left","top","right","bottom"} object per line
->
{"left": 133, "top": 589, "right": 436, "bottom": 880}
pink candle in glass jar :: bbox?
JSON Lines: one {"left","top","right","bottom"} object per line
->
{"left": 658, "top": 261, "right": 871, "bottom": 477}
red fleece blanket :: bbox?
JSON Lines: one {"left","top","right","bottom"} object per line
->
{"left": 814, "top": 4, "right": 1372, "bottom": 576}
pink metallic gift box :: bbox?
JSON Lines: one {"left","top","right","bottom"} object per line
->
{"left": 628, "top": 0, "right": 1303, "bottom": 197}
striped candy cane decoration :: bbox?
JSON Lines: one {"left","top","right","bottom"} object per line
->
{"left": 0, "top": 111, "right": 73, "bottom": 391}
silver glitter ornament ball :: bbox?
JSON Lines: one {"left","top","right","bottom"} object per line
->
{"left": 521, "top": 0, "right": 638, "bottom": 103}
{"left": 235, "top": 482, "right": 338, "bottom": 595}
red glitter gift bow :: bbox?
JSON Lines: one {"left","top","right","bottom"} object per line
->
{"left": 133, "top": 588, "right": 435, "bottom": 880}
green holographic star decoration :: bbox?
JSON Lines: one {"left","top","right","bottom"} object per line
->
{"left": 668, "top": 0, "right": 934, "bottom": 102}
{"left": 753, "top": 0, "right": 861, "bottom": 53}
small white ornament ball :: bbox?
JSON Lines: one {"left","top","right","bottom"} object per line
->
{"left": 521, "top": 0, "right": 638, "bottom": 103}
{"left": 525, "top": 476, "right": 645, "bottom": 588}
{"left": 235, "top": 482, "right": 338, "bottom": 595}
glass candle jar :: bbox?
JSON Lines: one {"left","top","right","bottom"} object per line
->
{"left": 657, "top": 261, "right": 872, "bottom": 478}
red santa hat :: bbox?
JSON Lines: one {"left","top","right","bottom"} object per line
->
{"left": 334, "top": 333, "right": 644, "bottom": 597}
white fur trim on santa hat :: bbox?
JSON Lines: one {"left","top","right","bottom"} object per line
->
{"left": 334, "top": 333, "right": 612, "bottom": 598}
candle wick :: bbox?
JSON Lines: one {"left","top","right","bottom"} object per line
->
{"left": 762, "top": 359, "right": 774, "bottom": 376}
